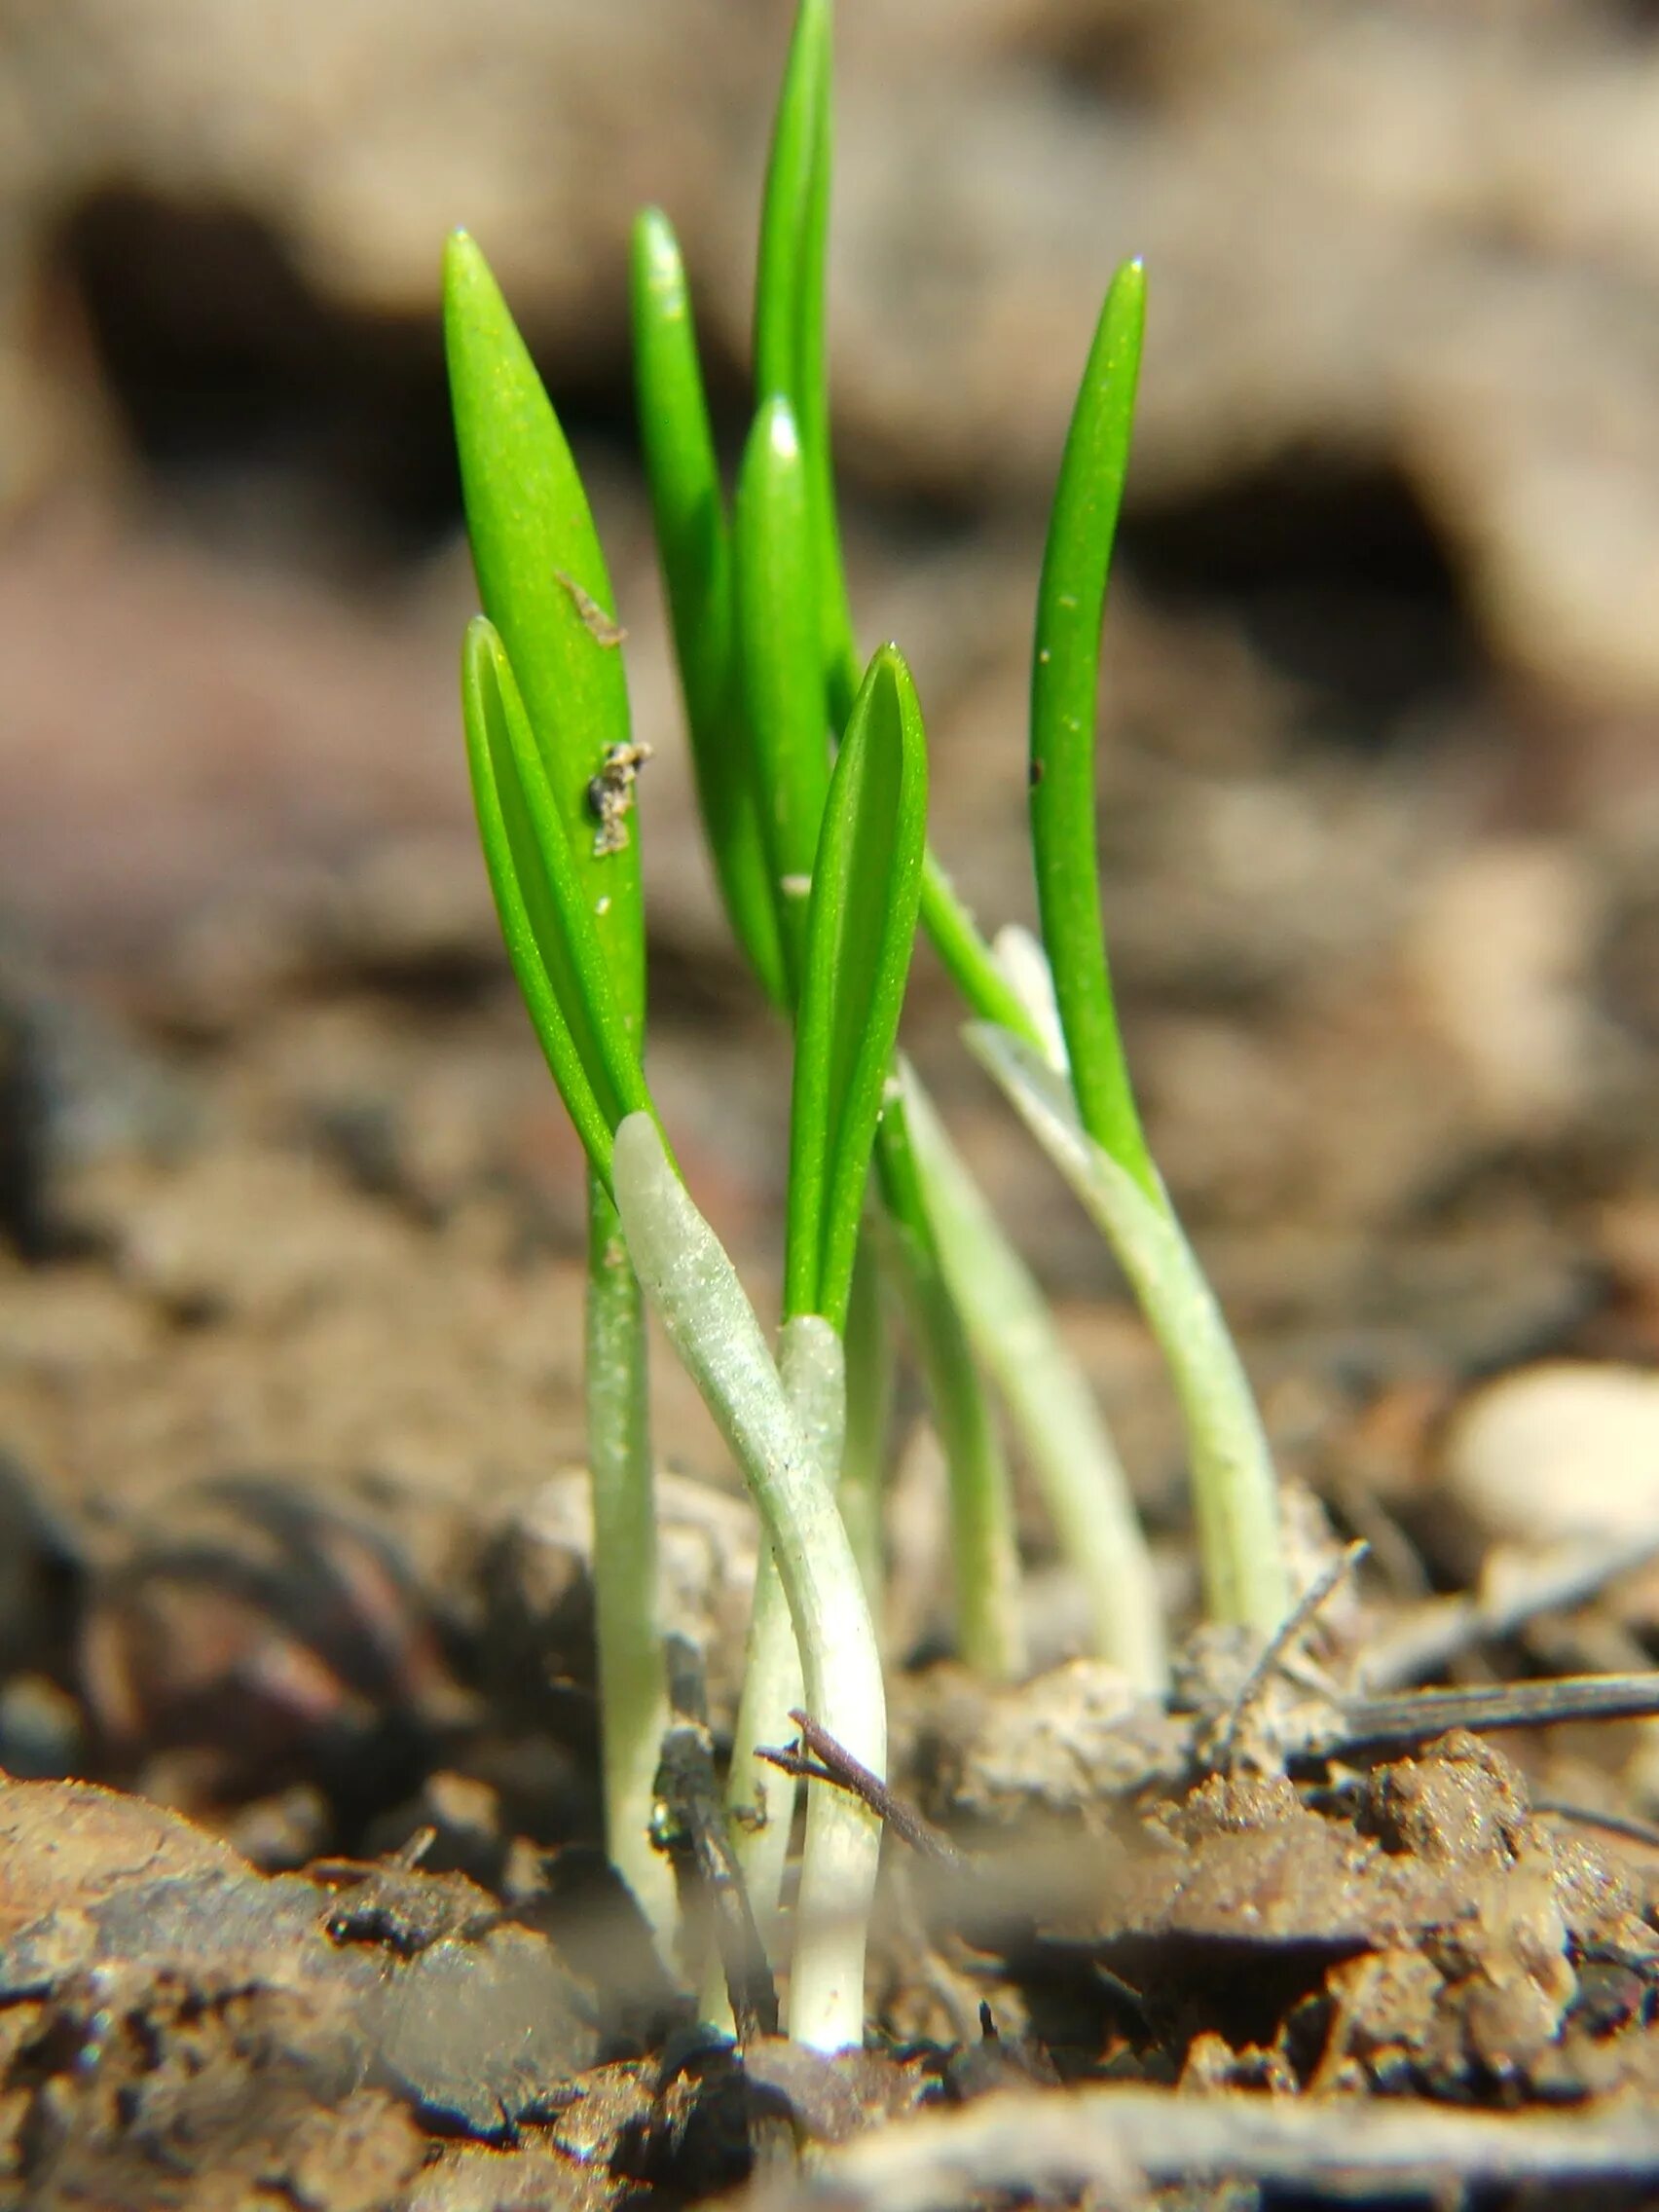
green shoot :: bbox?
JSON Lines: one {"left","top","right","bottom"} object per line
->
{"left": 919, "top": 857, "right": 1047, "bottom": 1049}
{"left": 638, "top": 0, "right": 1127, "bottom": 1688}
{"left": 459, "top": 450, "right": 887, "bottom": 2040}
{"left": 461, "top": 620, "right": 652, "bottom": 1186}
{"left": 714, "top": 644, "right": 926, "bottom": 2016}
{"left": 445, "top": 230, "right": 644, "bottom": 1028}
{"left": 1029, "top": 259, "right": 1153, "bottom": 1196}
{"left": 753, "top": 0, "right": 856, "bottom": 710}
{"left": 785, "top": 645, "right": 928, "bottom": 1333}
{"left": 970, "top": 1026, "right": 1289, "bottom": 1635}
{"left": 745, "top": 10, "right": 1045, "bottom": 1678}
{"left": 630, "top": 210, "right": 788, "bottom": 1007}
{"left": 447, "top": 236, "right": 670, "bottom": 1943}
{"left": 733, "top": 396, "right": 831, "bottom": 995}
{"left": 1023, "top": 262, "right": 1289, "bottom": 1638}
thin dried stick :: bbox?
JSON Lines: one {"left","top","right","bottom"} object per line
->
{"left": 1205, "top": 1539, "right": 1367, "bottom": 1774}
{"left": 758, "top": 1709, "right": 967, "bottom": 1869}
{"left": 1329, "top": 1670, "right": 1659, "bottom": 1754}
{"left": 737, "top": 2083, "right": 1659, "bottom": 2212}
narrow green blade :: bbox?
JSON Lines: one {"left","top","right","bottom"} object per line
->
{"left": 444, "top": 229, "right": 645, "bottom": 1034}
{"left": 630, "top": 208, "right": 788, "bottom": 1008}
{"left": 754, "top": 0, "right": 829, "bottom": 408}
{"left": 734, "top": 394, "right": 831, "bottom": 997}
{"left": 1029, "top": 259, "right": 1152, "bottom": 1192}
{"left": 754, "top": 0, "right": 858, "bottom": 722}
{"left": 461, "top": 619, "right": 650, "bottom": 1187}
{"left": 786, "top": 645, "right": 928, "bottom": 1331}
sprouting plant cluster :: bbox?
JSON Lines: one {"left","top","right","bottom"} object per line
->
{"left": 445, "top": 0, "right": 1289, "bottom": 2053}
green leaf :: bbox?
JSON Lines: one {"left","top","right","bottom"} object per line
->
{"left": 754, "top": 0, "right": 859, "bottom": 723}
{"left": 753, "top": 2, "right": 1038, "bottom": 1042}
{"left": 968, "top": 1021, "right": 1288, "bottom": 1637}
{"left": 461, "top": 618, "right": 651, "bottom": 1187}
{"left": 444, "top": 229, "right": 645, "bottom": 1032}
{"left": 1029, "top": 258, "right": 1152, "bottom": 1192}
{"left": 630, "top": 208, "right": 788, "bottom": 1008}
{"left": 733, "top": 394, "right": 831, "bottom": 997}
{"left": 786, "top": 645, "right": 927, "bottom": 1332}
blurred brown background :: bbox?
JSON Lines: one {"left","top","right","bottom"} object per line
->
{"left": 1, "top": 0, "right": 1658, "bottom": 1578}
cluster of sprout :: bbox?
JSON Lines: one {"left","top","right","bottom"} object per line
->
{"left": 444, "top": 0, "right": 1289, "bottom": 2054}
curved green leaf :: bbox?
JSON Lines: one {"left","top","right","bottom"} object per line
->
{"left": 786, "top": 645, "right": 927, "bottom": 1331}
{"left": 734, "top": 394, "right": 830, "bottom": 997}
{"left": 1029, "top": 258, "right": 1152, "bottom": 1192}
{"left": 630, "top": 208, "right": 788, "bottom": 1008}
{"left": 461, "top": 618, "right": 651, "bottom": 1187}
{"left": 444, "top": 229, "right": 645, "bottom": 1032}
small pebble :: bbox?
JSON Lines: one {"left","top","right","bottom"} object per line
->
{"left": 1442, "top": 1361, "right": 1659, "bottom": 1548}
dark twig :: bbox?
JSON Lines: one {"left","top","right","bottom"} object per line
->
{"left": 654, "top": 1720, "right": 779, "bottom": 2045}
{"left": 1327, "top": 1670, "right": 1659, "bottom": 1755}
{"left": 1532, "top": 1795, "right": 1659, "bottom": 1853}
{"left": 1206, "top": 1540, "right": 1368, "bottom": 1774}
{"left": 757, "top": 1710, "right": 968, "bottom": 1870}
{"left": 653, "top": 1642, "right": 779, "bottom": 2046}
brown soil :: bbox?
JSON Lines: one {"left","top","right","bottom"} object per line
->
{"left": 2, "top": 892, "right": 1659, "bottom": 2204}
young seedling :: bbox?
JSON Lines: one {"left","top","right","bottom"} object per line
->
{"left": 1021, "top": 261, "right": 1290, "bottom": 1638}
{"left": 699, "top": 635, "right": 929, "bottom": 2018}
{"left": 636, "top": 0, "right": 1288, "bottom": 1664}
{"left": 631, "top": 4, "right": 1160, "bottom": 1687}
{"left": 720, "top": 643, "right": 927, "bottom": 1982}
{"left": 449, "top": 0, "right": 1303, "bottom": 2061}
{"left": 446, "top": 237, "right": 675, "bottom": 1946}
{"left": 455, "top": 535, "right": 903, "bottom": 2053}
{"left": 450, "top": 228, "right": 929, "bottom": 2037}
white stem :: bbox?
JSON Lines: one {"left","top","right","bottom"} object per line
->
{"left": 586, "top": 1178, "right": 679, "bottom": 1949}
{"left": 699, "top": 1316, "right": 843, "bottom": 2029}
{"left": 612, "top": 1113, "right": 885, "bottom": 2050}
